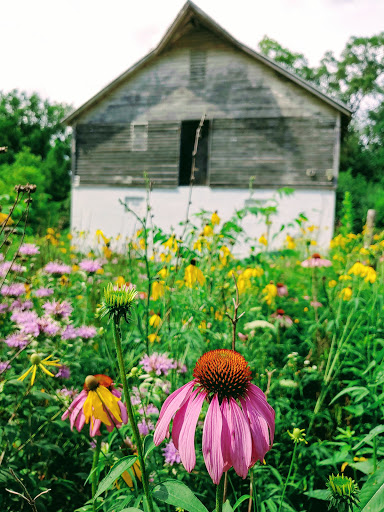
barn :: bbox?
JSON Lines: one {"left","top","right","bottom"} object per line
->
{"left": 65, "top": 1, "right": 351, "bottom": 250}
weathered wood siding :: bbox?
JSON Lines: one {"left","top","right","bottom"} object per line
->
{"left": 73, "top": 26, "right": 339, "bottom": 189}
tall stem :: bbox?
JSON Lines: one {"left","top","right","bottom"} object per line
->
{"left": 92, "top": 436, "right": 102, "bottom": 511}
{"left": 277, "top": 443, "right": 297, "bottom": 512}
{"left": 216, "top": 476, "right": 225, "bottom": 512}
{"left": 111, "top": 320, "right": 154, "bottom": 512}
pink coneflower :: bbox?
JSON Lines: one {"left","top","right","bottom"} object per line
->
{"left": 276, "top": 282, "right": 288, "bottom": 297}
{"left": 43, "top": 300, "right": 73, "bottom": 319}
{"left": 1, "top": 283, "right": 26, "bottom": 297}
{"left": 310, "top": 300, "right": 323, "bottom": 308}
{"left": 62, "top": 374, "right": 127, "bottom": 437}
{"left": 19, "top": 243, "right": 39, "bottom": 255}
{"left": 79, "top": 259, "right": 102, "bottom": 273}
{"left": 154, "top": 349, "right": 275, "bottom": 484}
{"left": 270, "top": 309, "right": 293, "bottom": 328}
{"left": 238, "top": 332, "right": 248, "bottom": 342}
{"left": 44, "top": 262, "right": 72, "bottom": 275}
{"left": 301, "top": 253, "right": 332, "bottom": 268}
{"left": 34, "top": 288, "right": 54, "bottom": 298}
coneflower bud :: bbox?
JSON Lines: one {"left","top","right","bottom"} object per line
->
{"left": 98, "top": 282, "right": 137, "bottom": 323}
{"left": 326, "top": 474, "right": 360, "bottom": 512}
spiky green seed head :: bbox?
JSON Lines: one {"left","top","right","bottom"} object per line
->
{"left": 30, "top": 354, "right": 41, "bottom": 365}
{"left": 326, "top": 474, "right": 359, "bottom": 512}
{"left": 98, "top": 283, "right": 137, "bottom": 323}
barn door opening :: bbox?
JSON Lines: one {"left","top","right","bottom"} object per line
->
{"left": 179, "top": 120, "right": 209, "bottom": 186}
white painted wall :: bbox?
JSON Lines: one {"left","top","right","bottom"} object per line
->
{"left": 71, "top": 185, "right": 335, "bottom": 255}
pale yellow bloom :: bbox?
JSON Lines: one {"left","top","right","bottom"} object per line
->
{"left": 328, "top": 280, "right": 337, "bottom": 288}
{"left": 259, "top": 235, "right": 268, "bottom": 246}
{"left": 211, "top": 211, "right": 221, "bottom": 226}
{"left": 339, "top": 287, "right": 352, "bottom": 301}
{"left": 184, "top": 263, "right": 205, "bottom": 288}
{"left": 149, "top": 314, "right": 161, "bottom": 328}
{"left": 18, "top": 354, "right": 60, "bottom": 386}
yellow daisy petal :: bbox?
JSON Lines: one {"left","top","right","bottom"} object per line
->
{"left": 39, "top": 364, "right": 55, "bottom": 377}
{"left": 30, "top": 365, "right": 38, "bottom": 386}
{"left": 18, "top": 366, "right": 34, "bottom": 382}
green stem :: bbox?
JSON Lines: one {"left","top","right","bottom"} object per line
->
{"left": 112, "top": 320, "right": 154, "bottom": 512}
{"left": 92, "top": 436, "right": 102, "bottom": 511}
{"left": 216, "top": 476, "right": 225, "bottom": 512}
{"left": 277, "top": 443, "right": 298, "bottom": 512}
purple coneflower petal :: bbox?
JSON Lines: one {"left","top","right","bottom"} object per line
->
{"left": 154, "top": 380, "right": 195, "bottom": 445}
{"left": 220, "top": 398, "right": 233, "bottom": 472}
{"left": 247, "top": 384, "right": 275, "bottom": 444}
{"left": 202, "top": 394, "right": 224, "bottom": 484}
{"left": 241, "top": 397, "right": 270, "bottom": 464}
{"left": 90, "top": 419, "right": 102, "bottom": 437}
{"left": 229, "top": 398, "right": 252, "bottom": 478}
{"left": 172, "top": 389, "right": 200, "bottom": 449}
{"left": 178, "top": 390, "right": 206, "bottom": 472}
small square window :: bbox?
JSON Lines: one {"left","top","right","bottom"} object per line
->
{"left": 131, "top": 123, "right": 148, "bottom": 151}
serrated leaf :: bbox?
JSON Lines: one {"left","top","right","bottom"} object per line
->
{"left": 152, "top": 480, "right": 209, "bottom": 512}
{"left": 359, "top": 466, "right": 384, "bottom": 511}
{"left": 94, "top": 456, "right": 137, "bottom": 499}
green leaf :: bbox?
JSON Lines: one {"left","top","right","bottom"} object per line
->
{"left": 353, "top": 425, "right": 384, "bottom": 451}
{"left": 233, "top": 495, "right": 251, "bottom": 510}
{"left": 223, "top": 501, "right": 234, "bottom": 512}
{"left": 119, "top": 509, "right": 144, "bottom": 512}
{"left": 152, "top": 479, "right": 209, "bottom": 512}
{"left": 329, "top": 386, "right": 369, "bottom": 405}
{"left": 359, "top": 465, "right": 384, "bottom": 511}
{"left": 304, "top": 489, "right": 329, "bottom": 501}
{"left": 143, "top": 434, "right": 156, "bottom": 461}
{"left": 94, "top": 455, "right": 137, "bottom": 499}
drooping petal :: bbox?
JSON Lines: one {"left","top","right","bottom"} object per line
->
{"left": 221, "top": 398, "right": 232, "bottom": 472}
{"left": 69, "top": 395, "right": 87, "bottom": 430}
{"left": 62, "top": 390, "right": 87, "bottom": 421}
{"left": 172, "top": 390, "right": 199, "bottom": 450}
{"left": 229, "top": 398, "right": 252, "bottom": 479}
{"left": 241, "top": 397, "right": 270, "bottom": 464}
{"left": 98, "top": 386, "right": 122, "bottom": 423}
{"left": 247, "top": 384, "right": 275, "bottom": 445}
{"left": 154, "top": 381, "right": 195, "bottom": 445}
{"left": 118, "top": 400, "right": 128, "bottom": 424}
{"left": 178, "top": 391, "right": 207, "bottom": 472}
{"left": 202, "top": 394, "right": 224, "bottom": 484}
{"left": 74, "top": 408, "right": 86, "bottom": 432}
{"left": 90, "top": 418, "right": 102, "bottom": 437}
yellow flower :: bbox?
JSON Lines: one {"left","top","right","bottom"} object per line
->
{"left": 158, "top": 268, "right": 168, "bottom": 279}
{"left": 359, "top": 247, "right": 369, "bottom": 255}
{"left": 310, "top": 240, "right": 317, "bottom": 246}
{"left": 199, "top": 320, "right": 207, "bottom": 331}
{"left": 0, "top": 212, "right": 14, "bottom": 226}
{"left": 67, "top": 233, "right": 73, "bottom": 240}
{"left": 259, "top": 235, "right": 268, "bottom": 246}
{"left": 76, "top": 295, "right": 83, "bottom": 300}
{"left": 151, "top": 281, "right": 165, "bottom": 301}
{"left": 307, "top": 225, "right": 317, "bottom": 233}
{"left": 72, "top": 264, "right": 80, "bottom": 272}
{"left": 47, "top": 228, "right": 55, "bottom": 235}
{"left": 96, "top": 268, "right": 104, "bottom": 275}
{"left": 83, "top": 383, "right": 122, "bottom": 430}
{"left": 116, "top": 276, "right": 126, "bottom": 287}
{"left": 328, "top": 280, "right": 337, "bottom": 288}
{"left": 339, "top": 287, "right": 352, "bottom": 301}
{"left": 203, "top": 225, "right": 213, "bottom": 237}
{"left": 60, "top": 275, "right": 69, "bottom": 286}
{"left": 262, "top": 283, "right": 277, "bottom": 306}
{"left": 163, "top": 235, "right": 178, "bottom": 253}
{"left": 18, "top": 354, "right": 60, "bottom": 386}
{"left": 148, "top": 333, "right": 160, "bottom": 344}
{"left": 219, "top": 245, "right": 232, "bottom": 266}
{"left": 160, "top": 252, "right": 172, "bottom": 263}
{"left": 215, "top": 311, "right": 223, "bottom": 321}
{"left": 286, "top": 235, "right": 296, "bottom": 250}
{"left": 103, "top": 245, "right": 113, "bottom": 259}
{"left": 24, "top": 283, "right": 31, "bottom": 298}
{"left": 339, "top": 274, "right": 352, "bottom": 281}
{"left": 59, "top": 248, "right": 67, "bottom": 254}
{"left": 184, "top": 262, "right": 205, "bottom": 288}
{"left": 304, "top": 307, "right": 309, "bottom": 312}
{"left": 149, "top": 314, "right": 161, "bottom": 328}
{"left": 121, "top": 458, "right": 142, "bottom": 488}
{"left": 211, "top": 211, "right": 220, "bottom": 226}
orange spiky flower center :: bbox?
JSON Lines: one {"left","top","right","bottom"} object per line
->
{"left": 312, "top": 253, "right": 321, "bottom": 259}
{"left": 193, "top": 349, "right": 252, "bottom": 401}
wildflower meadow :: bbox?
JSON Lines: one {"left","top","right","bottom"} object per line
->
{"left": 0, "top": 187, "right": 383, "bottom": 512}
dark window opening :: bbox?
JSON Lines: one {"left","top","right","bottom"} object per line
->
{"left": 179, "top": 120, "right": 210, "bottom": 186}
{"left": 190, "top": 50, "right": 206, "bottom": 87}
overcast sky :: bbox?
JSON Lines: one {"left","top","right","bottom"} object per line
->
{"left": 1, "top": 0, "right": 383, "bottom": 108}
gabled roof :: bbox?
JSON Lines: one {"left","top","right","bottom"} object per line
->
{"left": 64, "top": 1, "right": 351, "bottom": 125}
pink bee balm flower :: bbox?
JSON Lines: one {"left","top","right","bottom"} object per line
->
{"left": 79, "top": 259, "right": 102, "bottom": 273}
{"left": 44, "top": 262, "right": 72, "bottom": 275}
{"left": 62, "top": 374, "right": 128, "bottom": 437}
{"left": 153, "top": 349, "right": 275, "bottom": 484}
{"left": 18, "top": 243, "right": 40, "bottom": 255}
{"left": 301, "top": 253, "right": 332, "bottom": 268}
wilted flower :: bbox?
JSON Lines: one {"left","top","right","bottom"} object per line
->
{"left": 301, "top": 253, "right": 332, "bottom": 268}
{"left": 61, "top": 374, "right": 127, "bottom": 437}
{"left": 154, "top": 349, "right": 275, "bottom": 484}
